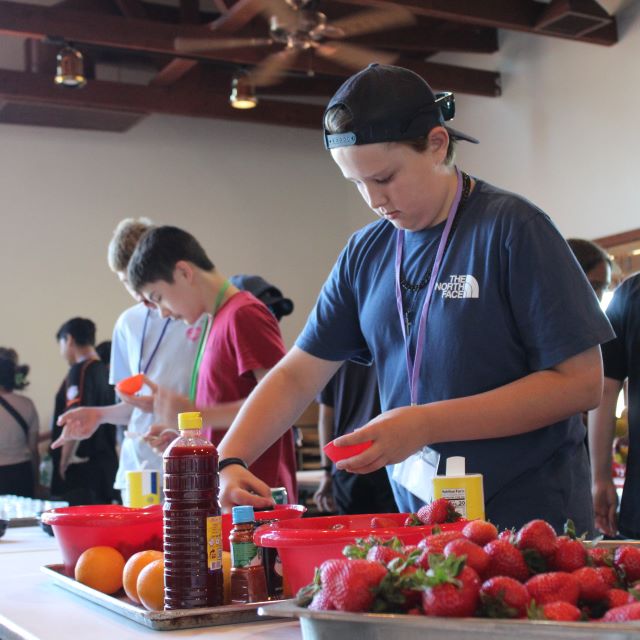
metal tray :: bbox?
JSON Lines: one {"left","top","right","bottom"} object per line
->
{"left": 259, "top": 599, "right": 640, "bottom": 640}
{"left": 42, "top": 564, "right": 282, "bottom": 631}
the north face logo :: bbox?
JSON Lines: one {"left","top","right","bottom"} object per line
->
{"left": 436, "top": 275, "right": 480, "bottom": 299}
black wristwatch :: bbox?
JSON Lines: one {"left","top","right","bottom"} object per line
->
{"left": 218, "top": 457, "right": 249, "bottom": 472}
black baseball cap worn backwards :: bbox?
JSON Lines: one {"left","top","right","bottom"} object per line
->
{"left": 323, "top": 63, "right": 479, "bottom": 150}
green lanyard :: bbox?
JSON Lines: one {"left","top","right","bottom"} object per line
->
{"left": 188, "top": 280, "right": 230, "bottom": 403}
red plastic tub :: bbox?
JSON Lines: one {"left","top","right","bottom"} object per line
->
{"left": 254, "top": 512, "right": 467, "bottom": 596}
{"left": 41, "top": 504, "right": 163, "bottom": 575}
{"left": 222, "top": 504, "right": 306, "bottom": 552}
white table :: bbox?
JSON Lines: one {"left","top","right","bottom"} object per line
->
{"left": 0, "top": 527, "right": 301, "bottom": 640}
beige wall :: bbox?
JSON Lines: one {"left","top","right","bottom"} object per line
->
{"left": 1, "top": 0, "right": 639, "bottom": 429}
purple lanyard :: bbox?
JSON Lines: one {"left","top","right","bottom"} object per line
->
{"left": 395, "top": 168, "right": 463, "bottom": 406}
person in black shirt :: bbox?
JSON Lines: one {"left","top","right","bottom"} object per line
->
{"left": 51, "top": 318, "right": 118, "bottom": 504}
{"left": 315, "top": 361, "right": 397, "bottom": 514}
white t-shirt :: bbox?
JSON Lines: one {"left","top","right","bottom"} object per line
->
{"left": 0, "top": 392, "right": 39, "bottom": 466}
{"left": 110, "top": 304, "right": 201, "bottom": 489}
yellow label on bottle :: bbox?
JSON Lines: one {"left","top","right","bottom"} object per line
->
{"left": 432, "top": 474, "right": 485, "bottom": 520}
{"left": 207, "top": 515, "right": 222, "bottom": 571}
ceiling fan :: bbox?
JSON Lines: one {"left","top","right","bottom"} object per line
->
{"left": 174, "top": 0, "right": 416, "bottom": 87}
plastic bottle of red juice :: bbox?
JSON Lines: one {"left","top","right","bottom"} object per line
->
{"left": 163, "top": 411, "right": 223, "bottom": 609}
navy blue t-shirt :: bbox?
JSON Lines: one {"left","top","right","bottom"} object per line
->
{"left": 297, "top": 180, "right": 613, "bottom": 526}
{"left": 601, "top": 273, "right": 640, "bottom": 536}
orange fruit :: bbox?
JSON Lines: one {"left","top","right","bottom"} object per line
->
{"left": 137, "top": 558, "right": 165, "bottom": 611}
{"left": 123, "top": 550, "right": 163, "bottom": 604}
{"left": 75, "top": 546, "right": 125, "bottom": 594}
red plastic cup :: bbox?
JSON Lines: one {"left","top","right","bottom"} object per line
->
{"left": 116, "top": 373, "right": 145, "bottom": 395}
{"left": 323, "top": 439, "right": 373, "bottom": 463}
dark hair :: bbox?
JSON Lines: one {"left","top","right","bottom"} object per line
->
{"left": 96, "top": 340, "right": 112, "bottom": 365}
{"left": 567, "top": 238, "right": 611, "bottom": 274}
{"left": 323, "top": 104, "right": 457, "bottom": 165}
{"left": 56, "top": 317, "right": 96, "bottom": 346}
{"left": 0, "top": 348, "right": 29, "bottom": 391}
{"left": 128, "top": 226, "right": 215, "bottom": 291}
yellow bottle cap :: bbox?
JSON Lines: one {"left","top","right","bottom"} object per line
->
{"left": 178, "top": 411, "right": 202, "bottom": 430}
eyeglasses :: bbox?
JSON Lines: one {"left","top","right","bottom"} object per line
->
{"left": 435, "top": 92, "right": 455, "bottom": 121}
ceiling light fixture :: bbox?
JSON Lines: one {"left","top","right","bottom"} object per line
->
{"left": 229, "top": 73, "right": 257, "bottom": 109}
{"left": 54, "top": 45, "right": 87, "bottom": 88}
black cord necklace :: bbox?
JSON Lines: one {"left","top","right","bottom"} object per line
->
{"left": 401, "top": 172, "right": 471, "bottom": 333}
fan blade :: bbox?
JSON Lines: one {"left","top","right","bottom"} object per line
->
{"left": 246, "top": 47, "right": 299, "bottom": 87}
{"left": 320, "top": 7, "right": 416, "bottom": 40}
{"left": 174, "top": 36, "right": 273, "bottom": 53}
{"left": 209, "top": 0, "right": 281, "bottom": 34}
{"left": 314, "top": 41, "right": 398, "bottom": 70}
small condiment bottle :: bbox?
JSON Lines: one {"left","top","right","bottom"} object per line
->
{"left": 229, "top": 506, "right": 268, "bottom": 604}
{"left": 432, "top": 456, "right": 485, "bottom": 520}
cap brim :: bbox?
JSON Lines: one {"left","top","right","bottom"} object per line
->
{"left": 445, "top": 125, "right": 479, "bottom": 144}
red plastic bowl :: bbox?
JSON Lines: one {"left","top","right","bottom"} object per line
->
{"left": 41, "top": 504, "right": 163, "bottom": 575}
{"left": 323, "top": 439, "right": 372, "bottom": 463}
{"left": 254, "top": 512, "right": 467, "bottom": 596}
{"left": 222, "top": 504, "right": 305, "bottom": 552}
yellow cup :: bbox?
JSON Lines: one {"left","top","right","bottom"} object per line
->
{"left": 124, "top": 470, "right": 161, "bottom": 507}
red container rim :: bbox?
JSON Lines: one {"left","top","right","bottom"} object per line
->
{"left": 41, "top": 504, "right": 163, "bottom": 527}
{"left": 254, "top": 513, "right": 468, "bottom": 547}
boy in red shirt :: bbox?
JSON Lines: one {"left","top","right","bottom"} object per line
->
{"left": 126, "top": 226, "right": 297, "bottom": 500}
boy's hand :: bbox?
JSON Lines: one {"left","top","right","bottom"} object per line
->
{"left": 219, "top": 464, "right": 274, "bottom": 512}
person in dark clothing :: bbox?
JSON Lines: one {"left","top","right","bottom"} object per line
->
{"left": 590, "top": 273, "right": 640, "bottom": 538}
{"left": 314, "top": 360, "right": 397, "bottom": 515}
{"left": 51, "top": 318, "right": 118, "bottom": 504}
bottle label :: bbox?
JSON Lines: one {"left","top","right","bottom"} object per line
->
{"left": 206, "top": 515, "right": 222, "bottom": 571}
{"left": 440, "top": 487, "right": 468, "bottom": 518}
{"left": 231, "top": 541, "right": 263, "bottom": 568}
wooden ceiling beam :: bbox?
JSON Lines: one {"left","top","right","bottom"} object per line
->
{"left": 0, "top": 68, "right": 324, "bottom": 128}
{"left": 334, "top": 0, "right": 617, "bottom": 45}
{"left": 0, "top": 0, "right": 501, "bottom": 96}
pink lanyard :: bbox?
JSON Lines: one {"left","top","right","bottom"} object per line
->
{"left": 395, "top": 168, "right": 463, "bottom": 406}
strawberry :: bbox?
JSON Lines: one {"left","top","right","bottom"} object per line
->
{"left": 498, "top": 529, "right": 516, "bottom": 543}
{"left": 516, "top": 520, "right": 558, "bottom": 558}
{"left": 320, "top": 558, "right": 387, "bottom": 612}
{"left": 444, "top": 538, "right": 489, "bottom": 577}
{"left": 551, "top": 536, "right": 587, "bottom": 572}
{"left": 370, "top": 517, "right": 399, "bottom": 529}
{"left": 606, "top": 588, "right": 634, "bottom": 610}
{"left": 614, "top": 546, "right": 640, "bottom": 584}
{"left": 596, "top": 566, "right": 618, "bottom": 589}
{"left": 483, "top": 539, "right": 530, "bottom": 582}
{"left": 308, "top": 590, "right": 335, "bottom": 611}
{"left": 526, "top": 572, "right": 580, "bottom": 605}
{"left": 480, "top": 576, "right": 530, "bottom": 618}
{"left": 418, "top": 531, "right": 465, "bottom": 555}
{"left": 416, "top": 498, "right": 461, "bottom": 525}
{"left": 421, "top": 555, "right": 480, "bottom": 617}
{"left": 404, "top": 513, "right": 423, "bottom": 527}
{"left": 588, "top": 547, "right": 613, "bottom": 567}
{"left": 462, "top": 520, "right": 498, "bottom": 547}
{"left": 366, "top": 545, "right": 405, "bottom": 566}
{"left": 572, "top": 566, "right": 609, "bottom": 602}
{"left": 535, "top": 601, "right": 582, "bottom": 621}
{"left": 602, "top": 602, "right": 640, "bottom": 622}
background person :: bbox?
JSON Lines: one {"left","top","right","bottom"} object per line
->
{"left": 215, "top": 64, "right": 613, "bottom": 534}
{"left": 589, "top": 273, "right": 640, "bottom": 537}
{"left": 51, "top": 318, "right": 118, "bottom": 504}
{"left": 567, "top": 238, "right": 612, "bottom": 302}
{"left": 0, "top": 348, "right": 40, "bottom": 497}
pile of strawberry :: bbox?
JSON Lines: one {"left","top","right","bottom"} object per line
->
{"left": 297, "top": 498, "right": 640, "bottom": 623}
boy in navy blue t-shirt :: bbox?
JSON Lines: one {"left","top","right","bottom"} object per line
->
{"left": 217, "top": 65, "right": 613, "bottom": 533}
